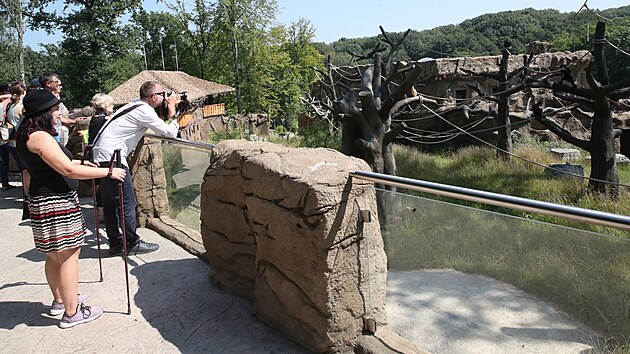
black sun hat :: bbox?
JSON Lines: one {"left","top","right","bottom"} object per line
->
{"left": 23, "top": 89, "right": 62, "bottom": 117}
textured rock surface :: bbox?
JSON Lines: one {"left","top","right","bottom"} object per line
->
{"left": 132, "top": 138, "right": 170, "bottom": 226}
{"left": 201, "top": 140, "right": 389, "bottom": 353}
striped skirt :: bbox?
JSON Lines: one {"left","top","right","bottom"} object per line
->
{"left": 27, "top": 191, "right": 86, "bottom": 253}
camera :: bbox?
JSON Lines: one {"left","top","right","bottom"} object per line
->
{"left": 168, "top": 91, "right": 188, "bottom": 102}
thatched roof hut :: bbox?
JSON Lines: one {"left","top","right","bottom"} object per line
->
{"left": 108, "top": 70, "right": 235, "bottom": 106}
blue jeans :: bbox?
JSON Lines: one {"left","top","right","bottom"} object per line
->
{"left": 0, "top": 143, "right": 25, "bottom": 185}
{"left": 99, "top": 165, "right": 140, "bottom": 246}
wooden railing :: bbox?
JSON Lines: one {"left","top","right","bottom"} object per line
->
{"left": 203, "top": 103, "right": 225, "bottom": 117}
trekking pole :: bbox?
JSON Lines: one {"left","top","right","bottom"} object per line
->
{"left": 114, "top": 149, "right": 132, "bottom": 315}
{"left": 82, "top": 145, "right": 103, "bottom": 282}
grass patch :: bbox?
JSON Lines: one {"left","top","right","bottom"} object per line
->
{"left": 394, "top": 143, "right": 630, "bottom": 237}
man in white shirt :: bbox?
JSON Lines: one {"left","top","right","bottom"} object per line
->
{"left": 93, "top": 81, "right": 180, "bottom": 255}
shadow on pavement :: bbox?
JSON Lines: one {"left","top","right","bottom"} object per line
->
{"left": 131, "top": 258, "right": 307, "bottom": 353}
{"left": 0, "top": 301, "right": 59, "bottom": 329}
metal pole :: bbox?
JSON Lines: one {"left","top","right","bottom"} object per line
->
{"left": 143, "top": 41, "right": 148, "bottom": 70}
{"left": 114, "top": 149, "right": 131, "bottom": 315}
{"left": 350, "top": 170, "right": 630, "bottom": 232}
{"left": 82, "top": 146, "right": 103, "bottom": 282}
{"left": 174, "top": 41, "right": 179, "bottom": 71}
{"left": 160, "top": 37, "right": 165, "bottom": 71}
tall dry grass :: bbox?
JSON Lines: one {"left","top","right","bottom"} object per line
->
{"left": 393, "top": 143, "right": 630, "bottom": 237}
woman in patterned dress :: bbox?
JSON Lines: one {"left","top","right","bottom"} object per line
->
{"left": 16, "top": 90, "right": 125, "bottom": 328}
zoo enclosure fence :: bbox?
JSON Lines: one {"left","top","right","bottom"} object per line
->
{"left": 149, "top": 134, "right": 630, "bottom": 348}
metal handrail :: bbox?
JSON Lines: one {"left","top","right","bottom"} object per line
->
{"left": 145, "top": 133, "right": 215, "bottom": 151}
{"left": 350, "top": 170, "right": 630, "bottom": 232}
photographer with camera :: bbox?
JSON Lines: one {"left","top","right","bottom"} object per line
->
{"left": 92, "top": 81, "right": 180, "bottom": 256}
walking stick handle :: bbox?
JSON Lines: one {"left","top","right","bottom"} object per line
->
{"left": 81, "top": 145, "right": 91, "bottom": 165}
{"left": 114, "top": 149, "right": 122, "bottom": 168}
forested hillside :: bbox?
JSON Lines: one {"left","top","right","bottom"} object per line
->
{"left": 1, "top": 2, "right": 628, "bottom": 116}
{"left": 316, "top": 6, "right": 630, "bottom": 81}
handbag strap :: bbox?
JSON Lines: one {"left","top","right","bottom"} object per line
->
{"left": 90, "top": 103, "right": 143, "bottom": 147}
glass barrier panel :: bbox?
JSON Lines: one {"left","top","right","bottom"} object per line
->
{"left": 378, "top": 188, "right": 630, "bottom": 352}
{"left": 162, "top": 143, "right": 211, "bottom": 233}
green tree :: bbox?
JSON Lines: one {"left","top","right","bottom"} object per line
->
{"left": 132, "top": 10, "right": 188, "bottom": 73}
{"left": 28, "top": 0, "right": 142, "bottom": 106}
{"left": 23, "top": 44, "right": 63, "bottom": 82}
{"left": 166, "top": 0, "right": 217, "bottom": 78}
{"left": 283, "top": 18, "right": 324, "bottom": 91}
{"left": 0, "top": 0, "right": 26, "bottom": 83}
{"left": 604, "top": 19, "right": 630, "bottom": 82}
{"left": 214, "top": 0, "right": 278, "bottom": 114}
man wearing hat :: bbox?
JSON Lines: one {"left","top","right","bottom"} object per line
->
{"left": 25, "top": 78, "right": 41, "bottom": 95}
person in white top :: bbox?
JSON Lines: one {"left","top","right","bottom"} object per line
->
{"left": 92, "top": 81, "right": 180, "bottom": 256}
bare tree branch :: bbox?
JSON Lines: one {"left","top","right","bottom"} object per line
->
{"left": 532, "top": 103, "right": 591, "bottom": 151}
{"left": 554, "top": 92, "right": 594, "bottom": 105}
{"left": 347, "top": 44, "right": 386, "bottom": 61}
{"left": 527, "top": 78, "right": 595, "bottom": 100}
{"left": 381, "top": 64, "right": 425, "bottom": 119}
{"left": 609, "top": 87, "right": 630, "bottom": 101}
{"left": 359, "top": 91, "right": 380, "bottom": 127}
{"left": 373, "top": 52, "right": 383, "bottom": 105}
{"left": 466, "top": 82, "right": 499, "bottom": 103}
{"left": 502, "top": 82, "right": 528, "bottom": 97}
{"left": 384, "top": 122, "right": 407, "bottom": 146}
{"left": 379, "top": 26, "right": 411, "bottom": 64}
{"left": 388, "top": 95, "right": 438, "bottom": 118}
{"left": 585, "top": 63, "right": 603, "bottom": 91}
{"left": 603, "top": 76, "right": 630, "bottom": 95}
{"left": 593, "top": 22, "right": 610, "bottom": 86}
{"left": 381, "top": 61, "right": 401, "bottom": 99}
{"left": 507, "top": 67, "right": 525, "bottom": 80}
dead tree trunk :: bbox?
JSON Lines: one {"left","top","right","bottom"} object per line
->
{"left": 529, "top": 22, "right": 628, "bottom": 198}
{"left": 462, "top": 42, "right": 531, "bottom": 160}
{"left": 307, "top": 28, "right": 437, "bottom": 223}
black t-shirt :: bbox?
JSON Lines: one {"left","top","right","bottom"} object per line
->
{"left": 17, "top": 131, "right": 79, "bottom": 195}
{"left": 88, "top": 111, "right": 106, "bottom": 146}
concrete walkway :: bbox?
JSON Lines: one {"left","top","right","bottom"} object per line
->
{"left": 0, "top": 183, "right": 306, "bottom": 354}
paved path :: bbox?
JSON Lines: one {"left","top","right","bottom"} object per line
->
{"left": 0, "top": 184, "right": 306, "bottom": 354}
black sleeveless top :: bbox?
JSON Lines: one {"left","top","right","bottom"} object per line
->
{"left": 17, "top": 131, "right": 79, "bottom": 196}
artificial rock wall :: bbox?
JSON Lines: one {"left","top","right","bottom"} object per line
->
{"left": 131, "top": 137, "right": 170, "bottom": 226}
{"left": 200, "top": 140, "right": 388, "bottom": 353}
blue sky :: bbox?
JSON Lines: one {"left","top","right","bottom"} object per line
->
{"left": 24, "top": 0, "right": 629, "bottom": 49}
